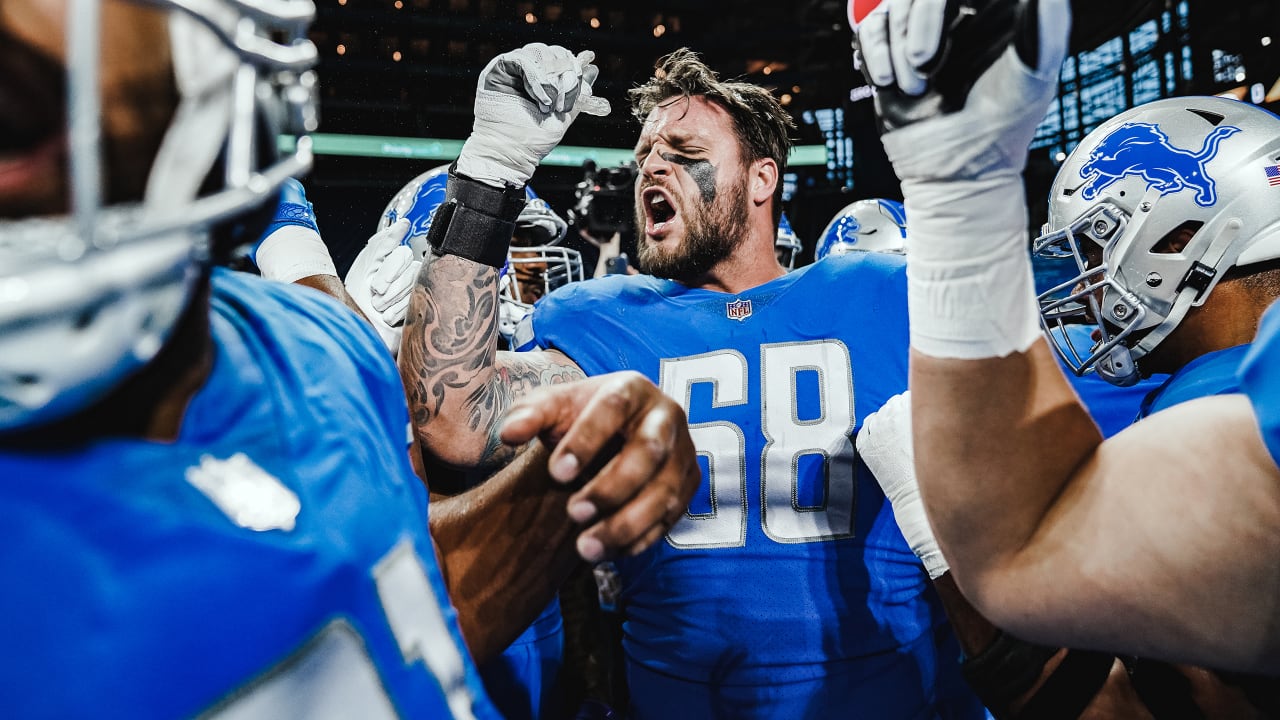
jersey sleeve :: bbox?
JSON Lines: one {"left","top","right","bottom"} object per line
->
{"left": 527, "top": 285, "right": 570, "bottom": 352}
{"left": 212, "top": 269, "right": 418, "bottom": 481}
{"left": 1239, "top": 299, "right": 1280, "bottom": 470}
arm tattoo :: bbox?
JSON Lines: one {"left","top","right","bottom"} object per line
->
{"left": 401, "top": 253, "right": 585, "bottom": 468}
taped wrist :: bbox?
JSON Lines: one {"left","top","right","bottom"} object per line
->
{"left": 903, "top": 175, "right": 1042, "bottom": 359}
{"left": 961, "top": 631, "right": 1057, "bottom": 710}
{"left": 425, "top": 164, "right": 527, "bottom": 268}
{"left": 254, "top": 224, "right": 337, "bottom": 284}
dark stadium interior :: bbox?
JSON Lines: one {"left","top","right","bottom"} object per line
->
{"left": 303, "top": 0, "right": 1279, "bottom": 275}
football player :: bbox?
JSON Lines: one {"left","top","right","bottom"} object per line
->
{"left": 829, "top": 196, "right": 1174, "bottom": 718}
{"left": 399, "top": 44, "right": 987, "bottom": 718}
{"left": 855, "top": 0, "right": 1280, "bottom": 673}
{"left": 0, "top": 2, "right": 698, "bottom": 716}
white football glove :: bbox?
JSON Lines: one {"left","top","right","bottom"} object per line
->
{"left": 344, "top": 218, "right": 419, "bottom": 357}
{"left": 857, "top": 392, "right": 949, "bottom": 580}
{"left": 457, "top": 43, "right": 612, "bottom": 188}
{"left": 857, "top": 0, "right": 1070, "bottom": 181}
{"left": 856, "top": 0, "right": 1071, "bottom": 359}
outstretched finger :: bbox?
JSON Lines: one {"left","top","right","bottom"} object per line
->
{"left": 498, "top": 396, "right": 564, "bottom": 447}
{"left": 496, "top": 375, "right": 611, "bottom": 453}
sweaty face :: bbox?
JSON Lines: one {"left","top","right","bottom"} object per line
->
{"left": 633, "top": 95, "right": 750, "bottom": 283}
{"left": 0, "top": 0, "right": 176, "bottom": 219}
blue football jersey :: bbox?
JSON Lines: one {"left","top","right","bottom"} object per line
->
{"left": 1050, "top": 325, "right": 1165, "bottom": 437}
{"left": 1240, "top": 300, "right": 1280, "bottom": 469}
{"left": 0, "top": 269, "right": 496, "bottom": 720}
{"left": 529, "top": 254, "right": 982, "bottom": 716}
{"left": 1138, "top": 343, "right": 1252, "bottom": 418}
{"left": 478, "top": 618, "right": 562, "bottom": 720}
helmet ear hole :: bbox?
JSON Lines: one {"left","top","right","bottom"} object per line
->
{"left": 1150, "top": 220, "right": 1203, "bottom": 255}
{"left": 72, "top": 309, "right": 96, "bottom": 331}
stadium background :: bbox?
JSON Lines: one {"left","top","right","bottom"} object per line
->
{"left": 297, "top": 0, "right": 1279, "bottom": 287}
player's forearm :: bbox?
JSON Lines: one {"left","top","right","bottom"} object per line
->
{"left": 428, "top": 441, "right": 582, "bottom": 664}
{"left": 399, "top": 253, "right": 515, "bottom": 469}
{"left": 911, "top": 342, "right": 1102, "bottom": 598}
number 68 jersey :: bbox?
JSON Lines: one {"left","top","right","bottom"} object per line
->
{"left": 526, "top": 253, "right": 979, "bottom": 714}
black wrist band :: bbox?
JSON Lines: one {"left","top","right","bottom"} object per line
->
{"left": 424, "top": 163, "right": 527, "bottom": 268}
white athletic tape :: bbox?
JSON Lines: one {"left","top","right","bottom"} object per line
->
{"left": 255, "top": 225, "right": 338, "bottom": 284}
{"left": 903, "top": 176, "right": 1041, "bottom": 360}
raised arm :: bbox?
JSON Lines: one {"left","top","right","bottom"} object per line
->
{"left": 250, "top": 177, "right": 372, "bottom": 320}
{"left": 400, "top": 251, "right": 585, "bottom": 469}
{"left": 857, "top": 392, "right": 1270, "bottom": 716}
{"left": 397, "top": 43, "right": 609, "bottom": 471}
{"left": 857, "top": 0, "right": 1280, "bottom": 672}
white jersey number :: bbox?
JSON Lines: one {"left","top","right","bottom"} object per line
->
{"left": 205, "top": 538, "right": 477, "bottom": 720}
{"left": 660, "top": 341, "right": 857, "bottom": 550}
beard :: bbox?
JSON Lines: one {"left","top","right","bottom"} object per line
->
{"left": 636, "top": 175, "right": 750, "bottom": 284}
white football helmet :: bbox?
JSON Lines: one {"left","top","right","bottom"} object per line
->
{"left": 0, "top": 0, "right": 318, "bottom": 430}
{"left": 815, "top": 199, "right": 907, "bottom": 260}
{"left": 1035, "top": 97, "right": 1280, "bottom": 386}
{"left": 378, "top": 166, "right": 582, "bottom": 343}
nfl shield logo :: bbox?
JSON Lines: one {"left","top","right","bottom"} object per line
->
{"left": 726, "top": 298, "right": 752, "bottom": 321}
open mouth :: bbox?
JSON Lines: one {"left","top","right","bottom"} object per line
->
{"left": 641, "top": 186, "right": 677, "bottom": 233}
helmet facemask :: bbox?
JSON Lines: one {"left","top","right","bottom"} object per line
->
{"left": 0, "top": 0, "right": 318, "bottom": 430}
{"left": 775, "top": 212, "right": 801, "bottom": 270}
{"left": 1034, "top": 97, "right": 1280, "bottom": 387}
{"left": 1034, "top": 202, "right": 1148, "bottom": 386}
{"left": 498, "top": 245, "right": 584, "bottom": 342}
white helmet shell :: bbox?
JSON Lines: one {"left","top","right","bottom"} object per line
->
{"left": 815, "top": 199, "right": 907, "bottom": 260}
{"left": 1035, "top": 96, "right": 1280, "bottom": 385}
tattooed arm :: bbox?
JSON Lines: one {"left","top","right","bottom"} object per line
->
{"left": 399, "top": 252, "right": 586, "bottom": 471}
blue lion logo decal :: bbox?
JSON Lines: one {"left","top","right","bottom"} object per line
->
{"left": 403, "top": 176, "right": 448, "bottom": 239}
{"left": 835, "top": 215, "right": 862, "bottom": 244}
{"left": 817, "top": 214, "right": 861, "bottom": 260}
{"left": 1078, "top": 122, "right": 1241, "bottom": 207}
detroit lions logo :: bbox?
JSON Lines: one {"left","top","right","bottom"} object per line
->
{"left": 403, "top": 177, "right": 448, "bottom": 239}
{"left": 1078, "top": 122, "right": 1241, "bottom": 207}
{"left": 839, "top": 215, "right": 863, "bottom": 243}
